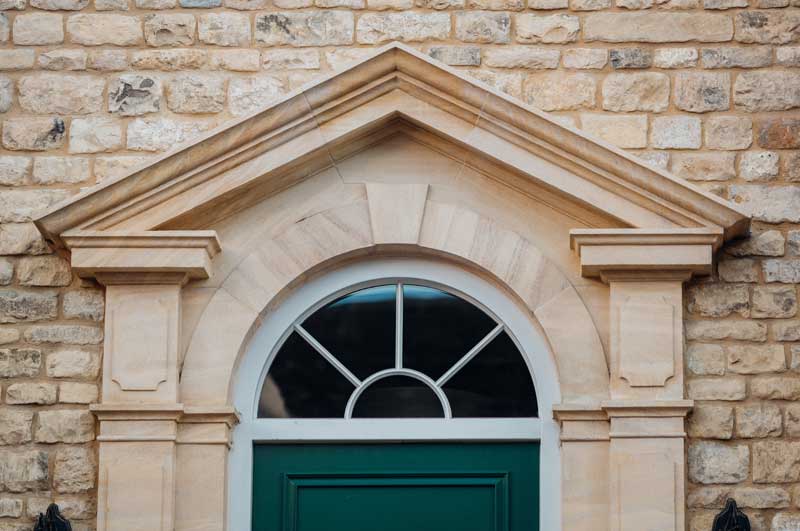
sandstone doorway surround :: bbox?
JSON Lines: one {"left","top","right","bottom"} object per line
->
{"left": 33, "top": 43, "right": 749, "bottom": 531}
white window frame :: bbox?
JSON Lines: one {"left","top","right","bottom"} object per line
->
{"left": 228, "top": 257, "right": 562, "bottom": 531}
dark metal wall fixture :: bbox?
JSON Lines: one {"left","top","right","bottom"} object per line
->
{"left": 712, "top": 499, "right": 750, "bottom": 531}
{"left": 34, "top": 504, "right": 72, "bottom": 531}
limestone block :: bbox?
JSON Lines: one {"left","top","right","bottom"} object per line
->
{"left": 773, "top": 513, "right": 800, "bottom": 531}
{"left": 255, "top": 11, "right": 353, "bottom": 46}
{"left": 88, "top": 50, "right": 129, "bottom": 71}
{"left": 688, "top": 442, "right": 749, "bottom": 484}
{"left": 785, "top": 404, "right": 800, "bottom": 437}
{"left": 686, "top": 343, "right": 725, "bottom": 376}
{"left": 687, "top": 405, "right": 733, "bottom": 439}
{"left": 524, "top": 72, "right": 595, "bottom": 111}
{"left": 0, "top": 329, "right": 20, "bottom": 344}
{"left": 54, "top": 447, "right": 95, "bottom": 493}
{"left": 356, "top": 12, "right": 446, "bottom": 44}
{"left": 0, "top": 50, "right": 35, "bottom": 70}
{"left": 67, "top": 14, "right": 143, "bottom": 46}
{"left": 0, "top": 259, "right": 11, "bottom": 284}
{"left": 63, "top": 290, "right": 104, "bottom": 321}
{"left": 777, "top": 46, "right": 800, "bottom": 66}
{"left": 609, "top": 48, "right": 652, "bottom": 69}
{"left": 209, "top": 49, "right": 260, "bottom": 72}
{"left": 671, "top": 152, "right": 736, "bottom": 182}
{"left": 687, "top": 283, "right": 749, "bottom": 317}
{"left": 0, "top": 498, "right": 22, "bottom": 518}
{"left": 262, "top": 49, "right": 319, "bottom": 70}
{"left": 740, "top": 151, "right": 779, "bottom": 181}
{"left": 774, "top": 321, "right": 800, "bottom": 342}
{"left": 757, "top": 118, "right": 800, "bottom": 150}
{"left": 732, "top": 487, "right": 790, "bottom": 509}
{"left": 726, "top": 344, "right": 785, "bottom": 374}
{"left": 580, "top": 114, "right": 647, "bottom": 149}
{"left": 38, "top": 49, "right": 87, "bottom": 71}
{"left": 653, "top": 48, "right": 698, "bottom": 69}
{"left": 752, "top": 285, "right": 797, "bottom": 318}
{"left": 0, "top": 290, "right": 58, "bottom": 323}
{"left": 5, "top": 382, "right": 57, "bottom": 404}
{"left": 0, "top": 409, "right": 33, "bottom": 445}
{"left": 650, "top": 116, "right": 701, "bottom": 149}
{"left": 705, "top": 116, "right": 753, "bottom": 151}
{"left": 468, "top": 69, "right": 523, "bottom": 98}
{"left": 735, "top": 71, "right": 800, "bottom": 112}
{"left": 515, "top": 14, "right": 579, "bottom": 43}
{"left": 46, "top": 349, "right": 99, "bottom": 378}
{"left": 702, "top": 46, "right": 773, "bottom": 68}
{"left": 228, "top": 75, "right": 284, "bottom": 116}
{"left": 451, "top": 12, "right": 508, "bottom": 43}
{"left": 69, "top": 117, "right": 123, "bottom": 154}
{"left": 32, "top": 157, "right": 90, "bottom": 185}
{"left": 12, "top": 13, "right": 63, "bottom": 45}
{"left": 2, "top": 117, "right": 65, "bottom": 152}
{"left": 0, "top": 450, "right": 48, "bottom": 492}
{"left": 17, "top": 256, "right": 71, "bottom": 287}
{"left": 144, "top": 14, "right": 196, "bottom": 47}
{"left": 753, "top": 441, "right": 800, "bottom": 483}
{"left": 601, "top": 72, "right": 669, "bottom": 113}
{"left": 0, "top": 348, "right": 41, "bottom": 377}
{"left": 750, "top": 376, "right": 800, "bottom": 400}
{"left": 483, "top": 46, "right": 559, "bottom": 68}
{"left": 36, "top": 410, "right": 95, "bottom": 443}
{"left": 0, "top": 156, "right": 31, "bottom": 186}
{"left": 0, "top": 190, "right": 71, "bottom": 223}
{"left": 93, "top": 156, "right": 149, "bottom": 182}
{"left": 735, "top": 404, "right": 782, "bottom": 438}
{"left": 673, "top": 72, "right": 730, "bottom": 113}
{"left": 735, "top": 11, "right": 800, "bottom": 44}
{"left": 763, "top": 260, "right": 800, "bottom": 284}
{"left": 108, "top": 74, "right": 162, "bottom": 116}
{"left": 198, "top": 13, "right": 250, "bottom": 46}
{"left": 563, "top": 48, "right": 607, "bottom": 69}
{"left": 131, "top": 49, "right": 207, "bottom": 70}
{"left": 25, "top": 325, "right": 103, "bottom": 345}
{"left": 584, "top": 13, "right": 733, "bottom": 43}
{"left": 127, "top": 118, "right": 203, "bottom": 152}
{"left": 687, "top": 377, "right": 746, "bottom": 400}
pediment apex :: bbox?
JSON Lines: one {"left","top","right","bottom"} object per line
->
{"left": 35, "top": 42, "right": 748, "bottom": 251}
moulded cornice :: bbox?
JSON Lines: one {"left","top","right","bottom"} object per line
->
{"left": 34, "top": 43, "right": 748, "bottom": 250}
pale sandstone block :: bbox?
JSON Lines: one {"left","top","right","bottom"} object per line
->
{"left": 93, "top": 155, "right": 148, "bottom": 181}
{"left": 705, "top": 116, "right": 753, "bottom": 150}
{"left": 602, "top": 72, "right": 669, "bottom": 112}
{"left": 31, "top": 157, "right": 89, "bottom": 185}
{"left": 6, "top": 382, "right": 56, "bottom": 404}
{"left": 88, "top": 49, "right": 128, "bottom": 71}
{"left": 17, "top": 255, "right": 71, "bottom": 286}
{"left": 688, "top": 442, "right": 749, "bottom": 484}
{"left": 702, "top": 46, "right": 772, "bottom": 68}
{"left": 727, "top": 344, "right": 785, "bottom": 374}
{"left": 733, "top": 487, "right": 790, "bottom": 509}
{"left": 653, "top": 47, "right": 698, "bottom": 68}
{"left": 108, "top": 74, "right": 161, "bottom": 116}
{"left": 415, "top": 0, "right": 463, "bottom": 8}
{"left": 37, "top": 49, "right": 87, "bottom": 71}
{"left": 96, "top": 0, "right": 130, "bottom": 9}
{"left": 777, "top": 46, "right": 800, "bottom": 67}
{"left": 67, "top": 14, "right": 143, "bottom": 46}
{"left": 584, "top": 12, "right": 733, "bottom": 43}
{"left": 31, "top": 0, "right": 87, "bottom": 8}
{"left": 224, "top": 0, "right": 269, "bottom": 8}
{"left": 515, "top": 13, "right": 579, "bottom": 43}
{"left": 704, "top": 0, "right": 747, "bottom": 7}
{"left": 262, "top": 48, "right": 320, "bottom": 70}
{"left": 13, "top": 13, "right": 63, "bottom": 45}
{"left": 0, "top": 450, "right": 48, "bottom": 492}
{"left": 467, "top": 69, "right": 523, "bottom": 98}
{"left": 727, "top": 230, "right": 784, "bottom": 257}
{"left": 523, "top": 72, "right": 595, "bottom": 110}
{"left": 740, "top": 151, "right": 779, "bottom": 181}
{"left": 144, "top": 13, "right": 195, "bottom": 47}
{"left": 736, "top": 404, "right": 783, "bottom": 438}
{"left": 0, "top": 348, "right": 41, "bottom": 377}
{"left": 0, "top": 223, "right": 47, "bottom": 255}
{"left": 0, "top": 328, "right": 21, "bottom": 344}
{"left": 228, "top": 75, "right": 285, "bottom": 116}
{"left": 131, "top": 49, "right": 207, "bottom": 70}
{"left": 753, "top": 441, "right": 800, "bottom": 483}
{"left": 36, "top": 410, "right": 94, "bottom": 443}
{"left": 579, "top": 113, "right": 647, "bottom": 148}
{"left": 454, "top": 12, "right": 511, "bottom": 43}
{"left": 735, "top": 11, "right": 800, "bottom": 44}
{"left": 209, "top": 49, "right": 260, "bottom": 71}
{"left": 0, "top": 156, "right": 31, "bottom": 186}
{"left": 0, "top": 190, "right": 69, "bottom": 223}
{"left": 528, "top": 0, "right": 567, "bottom": 7}
{"left": 650, "top": 115, "right": 701, "bottom": 149}
{"left": 46, "top": 349, "right": 99, "bottom": 378}
{"left": 673, "top": 71, "right": 730, "bottom": 113}
{"left": 24, "top": 325, "right": 103, "bottom": 345}
{"left": 717, "top": 258, "right": 758, "bottom": 282}
{"left": 671, "top": 152, "right": 736, "bottom": 182}
{"left": 687, "top": 320, "right": 765, "bottom": 342}
{"left": 0, "top": 49, "right": 35, "bottom": 70}
{"left": 53, "top": 447, "right": 95, "bottom": 493}
{"left": 427, "top": 46, "right": 480, "bottom": 66}
{"left": 468, "top": 0, "right": 523, "bottom": 8}
{"left": 59, "top": 382, "right": 98, "bottom": 404}
{"left": 18, "top": 74, "right": 104, "bottom": 115}
{"left": 751, "top": 376, "right": 800, "bottom": 400}
{"left": 562, "top": 48, "right": 607, "bottom": 69}
{"left": 198, "top": 13, "right": 250, "bottom": 46}
{"left": 687, "top": 343, "right": 725, "bottom": 376}
{"left": 0, "top": 409, "right": 33, "bottom": 445}
{"left": 687, "top": 405, "right": 733, "bottom": 439}
{"left": 127, "top": 117, "right": 202, "bottom": 151}
{"left": 356, "top": 12, "right": 447, "bottom": 44}
{"left": 256, "top": 12, "right": 354, "bottom": 46}
{"left": 570, "top": 0, "right": 610, "bottom": 9}
{"left": 687, "top": 377, "right": 746, "bottom": 400}
{"left": 69, "top": 117, "right": 123, "bottom": 154}
{"left": 734, "top": 71, "right": 800, "bottom": 112}
{"left": 325, "top": 48, "right": 375, "bottom": 70}
{"left": 483, "top": 46, "right": 559, "bottom": 68}
{"left": 0, "top": 0, "right": 25, "bottom": 8}
{"left": 367, "top": 0, "right": 414, "bottom": 8}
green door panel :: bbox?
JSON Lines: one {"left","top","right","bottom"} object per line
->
{"left": 252, "top": 443, "right": 539, "bottom": 531}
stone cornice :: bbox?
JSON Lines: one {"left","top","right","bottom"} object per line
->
{"left": 569, "top": 228, "right": 721, "bottom": 280}
{"left": 34, "top": 43, "right": 748, "bottom": 250}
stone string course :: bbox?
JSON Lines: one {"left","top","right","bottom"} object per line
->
{"left": 0, "top": 0, "right": 797, "bottom": 528}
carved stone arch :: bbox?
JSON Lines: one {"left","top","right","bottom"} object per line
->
{"left": 179, "top": 183, "right": 609, "bottom": 408}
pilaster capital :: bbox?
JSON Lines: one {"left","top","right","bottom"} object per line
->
{"left": 62, "top": 230, "right": 221, "bottom": 283}
{"left": 570, "top": 228, "right": 722, "bottom": 282}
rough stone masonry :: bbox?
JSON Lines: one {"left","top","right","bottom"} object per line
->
{"left": 0, "top": 0, "right": 798, "bottom": 529}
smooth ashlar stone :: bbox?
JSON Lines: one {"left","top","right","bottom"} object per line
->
{"left": 108, "top": 74, "right": 161, "bottom": 116}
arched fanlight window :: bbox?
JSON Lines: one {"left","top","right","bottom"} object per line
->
{"left": 258, "top": 283, "right": 538, "bottom": 419}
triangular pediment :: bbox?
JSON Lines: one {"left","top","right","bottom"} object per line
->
{"left": 35, "top": 43, "right": 748, "bottom": 250}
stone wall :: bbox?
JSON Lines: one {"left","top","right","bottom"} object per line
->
{"left": 0, "top": 0, "right": 798, "bottom": 528}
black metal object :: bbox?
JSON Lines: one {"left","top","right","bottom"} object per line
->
{"left": 712, "top": 498, "right": 750, "bottom": 531}
{"left": 34, "top": 504, "right": 72, "bottom": 531}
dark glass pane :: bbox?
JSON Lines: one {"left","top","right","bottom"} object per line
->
{"left": 258, "top": 331, "right": 355, "bottom": 418}
{"left": 352, "top": 376, "right": 444, "bottom": 418}
{"left": 443, "top": 331, "right": 537, "bottom": 417}
{"left": 302, "top": 285, "right": 396, "bottom": 381}
{"left": 402, "top": 284, "right": 497, "bottom": 381}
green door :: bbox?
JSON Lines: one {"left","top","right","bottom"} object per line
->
{"left": 252, "top": 443, "right": 539, "bottom": 531}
